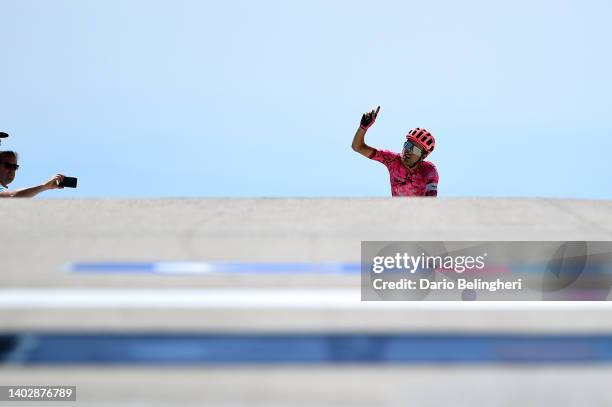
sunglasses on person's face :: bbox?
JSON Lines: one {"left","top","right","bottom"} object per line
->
{"left": 2, "top": 162, "right": 19, "bottom": 170}
{"left": 403, "top": 141, "right": 423, "bottom": 156}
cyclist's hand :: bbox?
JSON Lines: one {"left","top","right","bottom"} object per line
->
{"left": 360, "top": 106, "right": 380, "bottom": 130}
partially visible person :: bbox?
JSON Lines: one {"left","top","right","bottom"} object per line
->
{"left": 351, "top": 106, "right": 439, "bottom": 197}
{"left": 0, "top": 151, "right": 65, "bottom": 198}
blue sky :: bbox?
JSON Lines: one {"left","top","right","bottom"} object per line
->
{"left": 1, "top": 0, "right": 610, "bottom": 198}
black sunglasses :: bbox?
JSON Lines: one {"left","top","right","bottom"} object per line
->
{"left": 2, "top": 162, "right": 19, "bottom": 170}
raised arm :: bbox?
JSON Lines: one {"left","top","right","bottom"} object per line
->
{"left": 351, "top": 106, "right": 380, "bottom": 158}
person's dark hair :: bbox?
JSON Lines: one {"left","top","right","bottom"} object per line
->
{"left": 0, "top": 151, "right": 18, "bottom": 163}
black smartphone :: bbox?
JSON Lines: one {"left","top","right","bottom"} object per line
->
{"left": 59, "top": 176, "right": 78, "bottom": 188}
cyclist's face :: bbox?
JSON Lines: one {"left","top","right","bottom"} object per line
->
{"left": 402, "top": 141, "right": 425, "bottom": 167}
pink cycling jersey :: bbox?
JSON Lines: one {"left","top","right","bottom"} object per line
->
{"left": 370, "top": 149, "right": 439, "bottom": 197}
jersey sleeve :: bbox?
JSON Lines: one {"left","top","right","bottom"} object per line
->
{"left": 424, "top": 163, "right": 439, "bottom": 197}
{"left": 369, "top": 149, "right": 401, "bottom": 170}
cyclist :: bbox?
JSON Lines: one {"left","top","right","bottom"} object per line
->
{"left": 351, "top": 106, "right": 438, "bottom": 197}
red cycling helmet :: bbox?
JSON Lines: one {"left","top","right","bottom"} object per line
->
{"left": 406, "top": 128, "right": 435, "bottom": 154}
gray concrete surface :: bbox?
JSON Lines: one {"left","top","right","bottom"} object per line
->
{"left": 1, "top": 198, "right": 611, "bottom": 288}
{"left": 1, "top": 198, "right": 612, "bottom": 406}
{"left": 1, "top": 198, "right": 612, "bottom": 332}
{"left": 1, "top": 366, "right": 611, "bottom": 407}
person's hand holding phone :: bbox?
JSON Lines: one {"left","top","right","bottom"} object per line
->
{"left": 42, "top": 174, "right": 78, "bottom": 190}
{"left": 44, "top": 174, "right": 65, "bottom": 190}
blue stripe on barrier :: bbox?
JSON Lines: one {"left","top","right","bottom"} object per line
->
{"left": 69, "top": 261, "right": 609, "bottom": 276}
{"left": 70, "top": 262, "right": 361, "bottom": 275}
{"left": 2, "top": 334, "right": 612, "bottom": 364}
{"left": 71, "top": 262, "right": 156, "bottom": 272}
